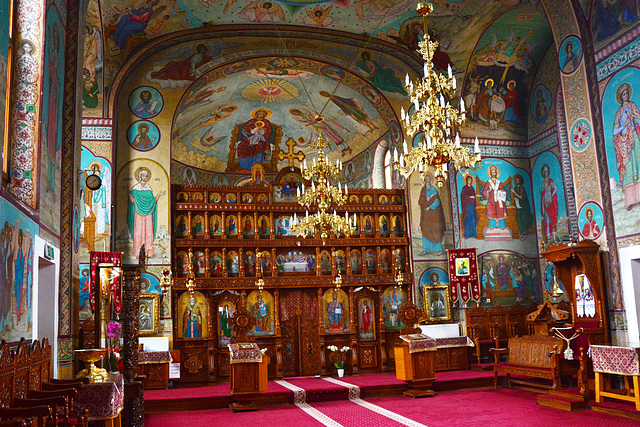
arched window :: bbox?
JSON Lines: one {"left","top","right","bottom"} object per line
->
{"left": 384, "top": 149, "right": 392, "bottom": 189}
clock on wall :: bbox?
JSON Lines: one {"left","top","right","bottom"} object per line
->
{"left": 85, "top": 173, "right": 102, "bottom": 191}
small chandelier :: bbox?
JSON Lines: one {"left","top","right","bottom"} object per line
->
{"left": 160, "top": 255, "right": 173, "bottom": 295}
{"left": 292, "top": 121, "right": 355, "bottom": 245}
{"left": 394, "top": 249, "right": 404, "bottom": 288}
{"left": 334, "top": 271, "right": 343, "bottom": 291}
{"left": 186, "top": 250, "right": 196, "bottom": 295}
{"left": 255, "top": 252, "right": 265, "bottom": 292}
{"left": 394, "top": 1, "right": 481, "bottom": 187}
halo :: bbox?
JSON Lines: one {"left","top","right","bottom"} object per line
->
{"left": 488, "top": 165, "right": 500, "bottom": 178}
{"left": 88, "top": 161, "right": 102, "bottom": 173}
{"left": 485, "top": 78, "right": 494, "bottom": 88}
{"left": 194, "top": 43, "right": 209, "bottom": 54}
{"left": 616, "top": 82, "right": 632, "bottom": 105}
{"left": 507, "top": 80, "right": 516, "bottom": 90}
{"left": 585, "top": 207, "right": 594, "bottom": 218}
{"left": 463, "top": 173, "right": 475, "bottom": 186}
{"left": 254, "top": 120, "right": 265, "bottom": 128}
{"left": 513, "top": 173, "right": 523, "bottom": 184}
{"left": 422, "top": 172, "right": 434, "bottom": 183}
{"left": 251, "top": 108, "right": 272, "bottom": 119}
{"left": 135, "top": 167, "right": 151, "bottom": 180}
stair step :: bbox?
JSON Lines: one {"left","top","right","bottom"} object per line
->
{"left": 548, "top": 390, "right": 588, "bottom": 402}
{"left": 537, "top": 395, "right": 590, "bottom": 411}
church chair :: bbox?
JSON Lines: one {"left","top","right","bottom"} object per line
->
{"left": 14, "top": 394, "right": 87, "bottom": 427}
{"left": 28, "top": 389, "right": 88, "bottom": 427}
{"left": 0, "top": 405, "right": 53, "bottom": 427}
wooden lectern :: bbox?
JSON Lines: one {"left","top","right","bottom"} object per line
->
{"left": 394, "top": 303, "right": 437, "bottom": 398}
{"left": 228, "top": 306, "right": 269, "bottom": 412}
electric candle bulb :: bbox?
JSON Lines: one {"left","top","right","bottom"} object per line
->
{"left": 452, "top": 76, "right": 457, "bottom": 90}
{"left": 345, "top": 211, "right": 348, "bottom": 221}
{"left": 440, "top": 94, "right": 445, "bottom": 108}
{"left": 419, "top": 162, "right": 424, "bottom": 173}
{"left": 447, "top": 64, "right": 452, "bottom": 79}
{"left": 345, "top": 184, "right": 348, "bottom": 194}
{"left": 414, "top": 98, "right": 419, "bottom": 111}
{"left": 338, "top": 182, "right": 342, "bottom": 192}
{"left": 460, "top": 98, "right": 466, "bottom": 113}
{"left": 474, "top": 136, "right": 480, "bottom": 153}
{"left": 455, "top": 134, "right": 461, "bottom": 148}
{"left": 405, "top": 73, "right": 410, "bottom": 86}
{"left": 297, "top": 187, "right": 300, "bottom": 197}
{"left": 443, "top": 163, "right": 448, "bottom": 173}
{"left": 424, "top": 62, "right": 428, "bottom": 77}
{"left": 394, "top": 147, "right": 398, "bottom": 163}
{"left": 403, "top": 139, "right": 408, "bottom": 155}
{"left": 400, "top": 107, "right": 405, "bottom": 120}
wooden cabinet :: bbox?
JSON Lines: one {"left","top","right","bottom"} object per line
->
{"left": 434, "top": 346, "right": 468, "bottom": 371}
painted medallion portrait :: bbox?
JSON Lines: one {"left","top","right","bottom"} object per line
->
{"left": 129, "top": 86, "right": 163, "bottom": 119}
{"left": 127, "top": 120, "right": 160, "bottom": 151}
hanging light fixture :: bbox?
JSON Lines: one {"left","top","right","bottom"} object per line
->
{"left": 394, "top": 249, "right": 404, "bottom": 288}
{"left": 160, "top": 255, "right": 173, "bottom": 296}
{"left": 292, "top": 119, "right": 355, "bottom": 245}
{"left": 393, "top": 1, "right": 481, "bottom": 187}
{"left": 186, "top": 250, "right": 196, "bottom": 295}
{"left": 255, "top": 251, "right": 265, "bottom": 292}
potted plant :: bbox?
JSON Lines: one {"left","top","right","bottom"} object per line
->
{"left": 327, "top": 345, "right": 350, "bottom": 377}
{"left": 106, "top": 321, "right": 122, "bottom": 374}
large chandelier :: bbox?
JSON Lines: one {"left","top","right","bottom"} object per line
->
{"left": 292, "top": 121, "right": 355, "bottom": 245}
{"left": 394, "top": 1, "right": 481, "bottom": 187}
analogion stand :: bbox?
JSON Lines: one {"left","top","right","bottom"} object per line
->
{"left": 395, "top": 334, "right": 437, "bottom": 397}
{"left": 228, "top": 306, "right": 269, "bottom": 412}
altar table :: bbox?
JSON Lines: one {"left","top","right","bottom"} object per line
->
{"left": 75, "top": 373, "right": 124, "bottom": 426}
{"left": 591, "top": 344, "right": 640, "bottom": 410}
{"left": 139, "top": 350, "right": 172, "bottom": 389}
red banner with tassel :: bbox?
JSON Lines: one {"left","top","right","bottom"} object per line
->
{"left": 447, "top": 248, "right": 480, "bottom": 303}
{"left": 89, "top": 251, "right": 122, "bottom": 313}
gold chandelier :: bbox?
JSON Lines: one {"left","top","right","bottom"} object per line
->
{"left": 292, "top": 121, "right": 355, "bottom": 245}
{"left": 394, "top": 1, "right": 481, "bottom": 187}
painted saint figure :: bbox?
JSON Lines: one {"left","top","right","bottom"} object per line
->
{"left": 540, "top": 164, "right": 559, "bottom": 244}
{"left": 233, "top": 109, "right": 277, "bottom": 173}
{"left": 581, "top": 207, "right": 601, "bottom": 239}
{"left": 562, "top": 41, "right": 580, "bottom": 73}
{"left": 460, "top": 175, "right": 477, "bottom": 238}
{"left": 430, "top": 293, "right": 446, "bottom": 318}
{"left": 319, "top": 90, "right": 377, "bottom": 133}
{"left": 418, "top": 174, "right": 445, "bottom": 254}
{"left": 131, "top": 123, "right": 156, "bottom": 150}
{"left": 511, "top": 174, "right": 533, "bottom": 239}
{"left": 482, "top": 166, "right": 507, "bottom": 229}
{"left": 251, "top": 294, "right": 270, "bottom": 332}
{"left": 125, "top": 167, "right": 165, "bottom": 259}
{"left": 612, "top": 82, "right": 640, "bottom": 209}
{"left": 361, "top": 300, "right": 372, "bottom": 335}
{"left": 327, "top": 292, "right": 344, "bottom": 330}
{"left": 133, "top": 90, "right": 158, "bottom": 118}
{"left": 183, "top": 295, "right": 202, "bottom": 338}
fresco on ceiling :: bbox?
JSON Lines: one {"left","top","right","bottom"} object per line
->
{"left": 456, "top": 157, "right": 538, "bottom": 256}
{"left": 477, "top": 251, "right": 541, "bottom": 306}
{"left": 461, "top": 8, "right": 553, "bottom": 141}
{"left": 0, "top": 0, "right": 10, "bottom": 152}
{"left": 39, "top": 4, "right": 65, "bottom": 236}
{"left": 0, "top": 197, "right": 39, "bottom": 342}
{"left": 171, "top": 56, "right": 394, "bottom": 174}
{"left": 79, "top": 148, "right": 112, "bottom": 262}
{"left": 114, "top": 159, "right": 170, "bottom": 264}
{"left": 82, "top": 0, "right": 103, "bottom": 116}
{"left": 531, "top": 151, "right": 568, "bottom": 246}
{"left": 408, "top": 166, "right": 453, "bottom": 261}
{"left": 527, "top": 44, "right": 559, "bottom": 138}
{"left": 601, "top": 66, "right": 640, "bottom": 240}
{"left": 591, "top": 0, "right": 640, "bottom": 51}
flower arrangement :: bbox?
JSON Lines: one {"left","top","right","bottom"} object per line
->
{"left": 327, "top": 345, "right": 350, "bottom": 369}
{"left": 106, "top": 321, "right": 122, "bottom": 373}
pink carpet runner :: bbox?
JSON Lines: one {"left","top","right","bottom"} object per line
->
{"left": 276, "top": 377, "right": 428, "bottom": 427}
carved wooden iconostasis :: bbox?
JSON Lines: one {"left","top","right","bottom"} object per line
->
{"left": 170, "top": 176, "right": 415, "bottom": 382}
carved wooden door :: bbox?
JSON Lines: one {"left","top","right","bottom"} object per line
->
{"left": 280, "top": 289, "right": 320, "bottom": 377}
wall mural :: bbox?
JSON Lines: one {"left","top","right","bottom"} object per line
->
{"left": 0, "top": 0, "right": 9, "bottom": 153}
{"left": 532, "top": 151, "right": 568, "bottom": 246}
{"left": 0, "top": 197, "right": 38, "bottom": 342}
{"left": 170, "top": 56, "right": 394, "bottom": 175}
{"left": 79, "top": 148, "right": 112, "bottom": 261}
{"left": 601, "top": 66, "right": 640, "bottom": 241}
{"left": 408, "top": 167, "right": 452, "bottom": 261}
{"left": 39, "top": 3, "right": 65, "bottom": 235}
{"left": 115, "top": 159, "right": 169, "bottom": 263}
{"left": 82, "top": 0, "right": 103, "bottom": 116}
{"left": 462, "top": 8, "right": 553, "bottom": 141}
{"left": 528, "top": 44, "right": 559, "bottom": 138}
{"left": 478, "top": 251, "right": 541, "bottom": 306}
{"left": 591, "top": 0, "right": 640, "bottom": 51}
{"left": 455, "top": 158, "right": 537, "bottom": 256}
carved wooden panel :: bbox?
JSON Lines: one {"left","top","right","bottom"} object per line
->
{"left": 281, "top": 317, "right": 298, "bottom": 376}
{"left": 359, "top": 345, "right": 377, "bottom": 368}
{"left": 300, "top": 316, "right": 321, "bottom": 376}
{"left": 178, "top": 344, "right": 209, "bottom": 382}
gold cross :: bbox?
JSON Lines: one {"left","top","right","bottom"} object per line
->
{"left": 277, "top": 137, "right": 306, "bottom": 167}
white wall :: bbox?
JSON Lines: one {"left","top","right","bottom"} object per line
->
{"left": 619, "top": 245, "right": 640, "bottom": 346}
{"left": 32, "top": 236, "right": 59, "bottom": 377}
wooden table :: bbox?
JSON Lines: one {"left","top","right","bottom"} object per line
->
{"left": 75, "top": 373, "right": 124, "bottom": 426}
{"left": 139, "top": 351, "right": 172, "bottom": 389}
{"left": 591, "top": 344, "right": 640, "bottom": 410}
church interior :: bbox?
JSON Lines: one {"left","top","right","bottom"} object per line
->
{"left": 1, "top": 0, "right": 640, "bottom": 425}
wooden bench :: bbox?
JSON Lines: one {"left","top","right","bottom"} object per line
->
{"left": 490, "top": 334, "right": 579, "bottom": 390}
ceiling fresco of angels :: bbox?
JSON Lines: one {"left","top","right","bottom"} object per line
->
{"left": 171, "top": 56, "right": 396, "bottom": 174}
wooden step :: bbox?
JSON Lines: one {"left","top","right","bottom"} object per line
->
{"left": 470, "top": 364, "right": 494, "bottom": 372}
{"left": 536, "top": 394, "right": 590, "bottom": 411}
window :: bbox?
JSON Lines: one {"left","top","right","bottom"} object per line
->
{"left": 384, "top": 149, "right": 392, "bottom": 189}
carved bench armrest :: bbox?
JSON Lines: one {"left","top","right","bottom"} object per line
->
{"left": 489, "top": 347, "right": 509, "bottom": 364}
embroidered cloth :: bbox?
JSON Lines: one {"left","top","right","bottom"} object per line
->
{"left": 591, "top": 345, "right": 640, "bottom": 375}
{"left": 228, "top": 343, "right": 263, "bottom": 363}
{"left": 138, "top": 351, "right": 172, "bottom": 364}
{"left": 75, "top": 373, "right": 124, "bottom": 420}
{"left": 399, "top": 334, "right": 437, "bottom": 353}
{"left": 435, "top": 336, "right": 474, "bottom": 348}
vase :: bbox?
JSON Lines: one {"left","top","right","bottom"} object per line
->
{"left": 337, "top": 368, "right": 344, "bottom": 378}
